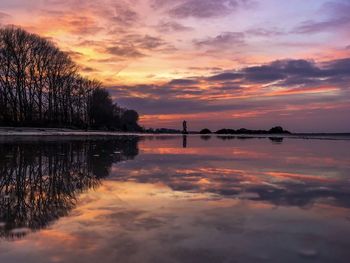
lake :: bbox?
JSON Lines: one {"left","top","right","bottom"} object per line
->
{"left": 0, "top": 135, "right": 349, "bottom": 263}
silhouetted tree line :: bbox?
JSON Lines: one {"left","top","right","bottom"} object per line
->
{"left": 0, "top": 137, "right": 139, "bottom": 239}
{"left": 215, "top": 126, "right": 291, "bottom": 135}
{"left": 0, "top": 27, "right": 141, "bottom": 131}
{"left": 144, "top": 126, "right": 291, "bottom": 135}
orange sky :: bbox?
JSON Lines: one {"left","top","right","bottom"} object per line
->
{"left": 0, "top": 0, "right": 350, "bottom": 131}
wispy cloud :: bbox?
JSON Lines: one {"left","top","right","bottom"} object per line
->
{"left": 152, "top": 0, "right": 251, "bottom": 19}
{"left": 293, "top": 0, "right": 350, "bottom": 34}
{"left": 105, "top": 45, "right": 145, "bottom": 58}
{"left": 155, "top": 20, "right": 192, "bottom": 33}
{"left": 194, "top": 32, "right": 245, "bottom": 47}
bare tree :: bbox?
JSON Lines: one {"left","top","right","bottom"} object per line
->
{"left": 0, "top": 26, "right": 141, "bottom": 130}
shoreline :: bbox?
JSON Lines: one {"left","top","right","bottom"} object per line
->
{"left": 0, "top": 127, "right": 349, "bottom": 141}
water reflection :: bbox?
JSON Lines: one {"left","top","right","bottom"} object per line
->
{"left": 182, "top": 135, "right": 187, "bottom": 148}
{"left": 0, "top": 136, "right": 349, "bottom": 234}
{"left": 121, "top": 136, "right": 350, "bottom": 209}
{"left": 269, "top": 137, "right": 284, "bottom": 143}
{"left": 0, "top": 137, "right": 139, "bottom": 239}
{"left": 0, "top": 136, "right": 350, "bottom": 262}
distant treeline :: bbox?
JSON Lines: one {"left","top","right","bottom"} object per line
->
{"left": 0, "top": 27, "right": 141, "bottom": 131}
{"left": 201, "top": 126, "right": 291, "bottom": 135}
{"left": 144, "top": 126, "right": 291, "bottom": 134}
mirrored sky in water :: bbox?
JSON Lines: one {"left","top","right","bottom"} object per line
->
{"left": 0, "top": 136, "right": 350, "bottom": 263}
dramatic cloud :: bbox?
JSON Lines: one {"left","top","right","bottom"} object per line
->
{"left": 211, "top": 58, "right": 350, "bottom": 85}
{"left": 107, "top": 57, "right": 350, "bottom": 131}
{"left": 207, "top": 73, "right": 243, "bottom": 81}
{"left": 1, "top": 0, "right": 349, "bottom": 131}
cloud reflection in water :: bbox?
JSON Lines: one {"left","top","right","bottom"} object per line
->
{"left": 0, "top": 136, "right": 350, "bottom": 263}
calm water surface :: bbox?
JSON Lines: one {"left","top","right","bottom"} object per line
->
{"left": 0, "top": 135, "right": 349, "bottom": 263}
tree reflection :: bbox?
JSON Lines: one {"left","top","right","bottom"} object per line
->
{"left": 0, "top": 137, "right": 139, "bottom": 239}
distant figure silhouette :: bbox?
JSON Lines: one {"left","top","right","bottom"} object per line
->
{"left": 182, "top": 120, "right": 188, "bottom": 134}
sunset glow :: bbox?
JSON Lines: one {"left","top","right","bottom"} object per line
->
{"left": 1, "top": 0, "right": 349, "bottom": 131}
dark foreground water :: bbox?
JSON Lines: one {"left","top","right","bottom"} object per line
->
{"left": 0, "top": 135, "right": 349, "bottom": 263}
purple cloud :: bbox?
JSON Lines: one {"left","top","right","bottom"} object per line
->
{"left": 194, "top": 32, "right": 245, "bottom": 47}
{"left": 107, "top": 57, "right": 350, "bottom": 121}
{"left": 168, "top": 79, "right": 199, "bottom": 86}
{"left": 293, "top": 0, "right": 350, "bottom": 34}
{"left": 207, "top": 73, "right": 243, "bottom": 81}
{"left": 110, "top": 2, "right": 139, "bottom": 26}
{"left": 293, "top": 17, "right": 350, "bottom": 34}
{"left": 154, "top": 0, "right": 250, "bottom": 19}
{"left": 156, "top": 20, "right": 192, "bottom": 33}
{"left": 102, "top": 34, "right": 172, "bottom": 58}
